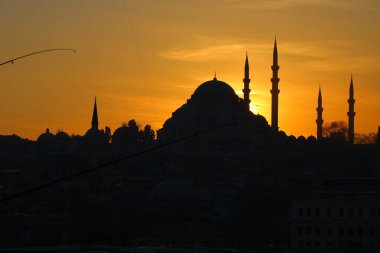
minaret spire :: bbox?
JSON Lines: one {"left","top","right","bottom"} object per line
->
{"left": 242, "top": 52, "right": 251, "bottom": 111}
{"left": 271, "top": 37, "right": 280, "bottom": 131}
{"left": 273, "top": 36, "right": 278, "bottom": 66}
{"left": 347, "top": 75, "right": 355, "bottom": 144}
{"left": 316, "top": 86, "right": 324, "bottom": 140}
{"left": 91, "top": 97, "right": 99, "bottom": 130}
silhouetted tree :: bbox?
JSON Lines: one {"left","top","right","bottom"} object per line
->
{"left": 323, "top": 121, "right": 348, "bottom": 142}
{"left": 128, "top": 119, "right": 140, "bottom": 145}
{"left": 128, "top": 120, "right": 139, "bottom": 134}
{"left": 354, "top": 132, "right": 377, "bottom": 144}
{"left": 112, "top": 120, "right": 142, "bottom": 147}
{"left": 104, "top": 126, "right": 112, "bottom": 143}
{"left": 140, "top": 125, "right": 155, "bottom": 144}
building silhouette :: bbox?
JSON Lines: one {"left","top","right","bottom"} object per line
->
{"left": 291, "top": 178, "right": 380, "bottom": 252}
{"left": 242, "top": 53, "right": 251, "bottom": 111}
{"left": 316, "top": 87, "right": 324, "bottom": 140}
{"left": 91, "top": 97, "right": 99, "bottom": 130}
{"left": 347, "top": 76, "right": 356, "bottom": 144}
{"left": 270, "top": 38, "right": 280, "bottom": 131}
{"left": 84, "top": 97, "right": 107, "bottom": 144}
{"left": 157, "top": 70, "right": 270, "bottom": 150}
{"left": 37, "top": 128, "right": 55, "bottom": 146}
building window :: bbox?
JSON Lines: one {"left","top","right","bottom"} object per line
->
{"left": 315, "top": 227, "right": 320, "bottom": 236}
{"left": 315, "top": 208, "right": 320, "bottom": 217}
{"left": 327, "top": 241, "right": 332, "bottom": 247}
{"left": 358, "top": 209, "right": 364, "bottom": 218}
{"left": 370, "top": 227, "right": 375, "bottom": 236}
{"left": 307, "top": 208, "right": 312, "bottom": 217}
{"left": 348, "top": 227, "right": 353, "bottom": 236}
{"left": 327, "top": 208, "right": 332, "bottom": 218}
{"left": 298, "top": 226, "right": 303, "bottom": 235}
{"left": 348, "top": 208, "right": 353, "bottom": 218}
{"left": 298, "top": 241, "right": 303, "bottom": 247}
{"left": 315, "top": 241, "right": 320, "bottom": 247}
{"left": 339, "top": 208, "right": 344, "bottom": 218}
{"left": 327, "top": 226, "right": 332, "bottom": 236}
{"left": 339, "top": 227, "right": 344, "bottom": 236}
{"left": 370, "top": 209, "right": 376, "bottom": 219}
{"left": 358, "top": 227, "right": 362, "bottom": 236}
{"left": 307, "top": 227, "right": 311, "bottom": 235}
{"left": 298, "top": 208, "right": 304, "bottom": 217}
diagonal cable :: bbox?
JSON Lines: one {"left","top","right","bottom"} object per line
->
{"left": 0, "top": 121, "right": 236, "bottom": 203}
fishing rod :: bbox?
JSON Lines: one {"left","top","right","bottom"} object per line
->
{"left": 0, "top": 48, "right": 76, "bottom": 66}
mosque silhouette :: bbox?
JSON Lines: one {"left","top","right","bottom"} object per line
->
{"left": 40, "top": 38, "right": 362, "bottom": 147}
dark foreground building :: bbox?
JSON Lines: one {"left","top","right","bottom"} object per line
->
{"left": 291, "top": 178, "right": 380, "bottom": 253}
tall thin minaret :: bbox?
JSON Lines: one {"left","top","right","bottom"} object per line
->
{"left": 91, "top": 97, "right": 99, "bottom": 130}
{"left": 242, "top": 53, "right": 251, "bottom": 111}
{"left": 271, "top": 37, "right": 280, "bottom": 131}
{"left": 316, "top": 87, "right": 324, "bottom": 140}
{"left": 347, "top": 76, "right": 355, "bottom": 144}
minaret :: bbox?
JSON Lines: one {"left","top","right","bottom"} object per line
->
{"left": 91, "top": 97, "right": 99, "bottom": 130}
{"left": 242, "top": 53, "right": 251, "bottom": 111}
{"left": 347, "top": 76, "right": 355, "bottom": 144}
{"left": 271, "top": 37, "right": 280, "bottom": 131}
{"left": 316, "top": 87, "right": 324, "bottom": 140}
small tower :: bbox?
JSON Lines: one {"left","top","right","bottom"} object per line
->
{"left": 91, "top": 97, "right": 99, "bottom": 130}
{"left": 242, "top": 53, "right": 251, "bottom": 111}
{"left": 347, "top": 76, "right": 355, "bottom": 144}
{"left": 316, "top": 87, "right": 324, "bottom": 140}
{"left": 271, "top": 37, "right": 280, "bottom": 131}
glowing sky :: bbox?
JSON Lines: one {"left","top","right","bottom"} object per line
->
{"left": 0, "top": 0, "right": 379, "bottom": 139}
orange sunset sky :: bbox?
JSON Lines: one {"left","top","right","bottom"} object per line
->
{"left": 0, "top": 0, "right": 379, "bottom": 140}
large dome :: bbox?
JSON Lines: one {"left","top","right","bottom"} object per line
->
{"left": 157, "top": 78, "right": 271, "bottom": 147}
{"left": 191, "top": 78, "right": 239, "bottom": 103}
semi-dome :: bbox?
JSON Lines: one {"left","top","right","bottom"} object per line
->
{"left": 56, "top": 130, "right": 71, "bottom": 143}
{"left": 37, "top": 128, "right": 55, "bottom": 145}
